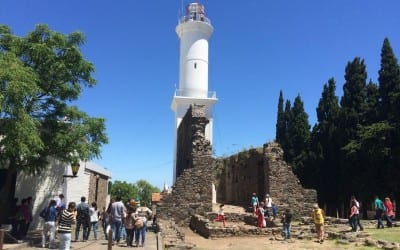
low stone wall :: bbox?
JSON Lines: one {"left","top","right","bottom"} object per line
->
{"left": 190, "top": 214, "right": 280, "bottom": 239}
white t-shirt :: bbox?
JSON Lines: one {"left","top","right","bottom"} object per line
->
{"left": 89, "top": 207, "right": 99, "bottom": 222}
{"left": 265, "top": 197, "right": 272, "bottom": 208}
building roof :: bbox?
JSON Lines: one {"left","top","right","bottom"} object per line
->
{"left": 84, "top": 161, "right": 112, "bottom": 178}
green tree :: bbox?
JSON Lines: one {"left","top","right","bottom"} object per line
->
{"left": 378, "top": 38, "right": 400, "bottom": 122}
{"left": 377, "top": 38, "right": 400, "bottom": 195}
{"left": 110, "top": 181, "right": 138, "bottom": 204}
{"left": 136, "top": 179, "right": 160, "bottom": 205}
{"left": 281, "top": 99, "right": 292, "bottom": 162}
{"left": 109, "top": 180, "right": 160, "bottom": 206}
{"left": 310, "top": 78, "right": 341, "bottom": 210}
{"left": 275, "top": 90, "right": 285, "bottom": 144}
{"left": 0, "top": 24, "right": 108, "bottom": 222}
{"left": 287, "top": 95, "right": 310, "bottom": 175}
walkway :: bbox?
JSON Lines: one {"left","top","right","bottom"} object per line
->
{"left": 3, "top": 230, "right": 158, "bottom": 250}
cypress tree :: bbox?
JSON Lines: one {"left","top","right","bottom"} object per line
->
{"left": 378, "top": 38, "right": 400, "bottom": 122}
{"left": 311, "top": 78, "right": 341, "bottom": 210}
{"left": 275, "top": 90, "right": 285, "bottom": 144}
{"left": 287, "top": 95, "right": 311, "bottom": 175}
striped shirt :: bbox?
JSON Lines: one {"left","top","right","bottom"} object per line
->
{"left": 58, "top": 209, "right": 74, "bottom": 234}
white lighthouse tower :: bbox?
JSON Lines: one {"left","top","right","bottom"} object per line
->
{"left": 171, "top": 2, "right": 217, "bottom": 182}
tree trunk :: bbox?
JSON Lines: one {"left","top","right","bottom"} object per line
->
{"left": 0, "top": 162, "right": 17, "bottom": 225}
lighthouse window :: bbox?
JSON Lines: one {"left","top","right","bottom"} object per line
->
{"left": 194, "top": 62, "right": 197, "bottom": 69}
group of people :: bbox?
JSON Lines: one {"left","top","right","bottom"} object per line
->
{"left": 37, "top": 194, "right": 153, "bottom": 249}
{"left": 251, "top": 193, "right": 278, "bottom": 229}
{"left": 249, "top": 193, "right": 397, "bottom": 244}
{"left": 374, "top": 196, "right": 395, "bottom": 229}
{"left": 102, "top": 196, "right": 153, "bottom": 248}
{"left": 39, "top": 194, "right": 99, "bottom": 249}
{"left": 9, "top": 196, "right": 34, "bottom": 241}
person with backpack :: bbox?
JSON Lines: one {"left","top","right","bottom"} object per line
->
{"left": 374, "top": 196, "right": 385, "bottom": 229}
{"left": 311, "top": 203, "right": 325, "bottom": 244}
{"left": 124, "top": 205, "right": 137, "bottom": 247}
{"left": 135, "top": 201, "right": 152, "bottom": 247}
{"left": 75, "top": 196, "right": 90, "bottom": 241}
{"left": 40, "top": 199, "right": 57, "bottom": 248}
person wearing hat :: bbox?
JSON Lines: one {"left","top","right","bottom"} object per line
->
{"left": 251, "top": 193, "right": 259, "bottom": 216}
{"left": 311, "top": 203, "right": 325, "bottom": 243}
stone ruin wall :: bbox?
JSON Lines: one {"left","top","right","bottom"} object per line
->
{"left": 158, "top": 104, "right": 317, "bottom": 225}
{"left": 216, "top": 142, "right": 317, "bottom": 219}
{"left": 157, "top": 104, "right": 216, "bottom": 225}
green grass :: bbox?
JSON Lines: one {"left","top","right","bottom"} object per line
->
{"left": 366, "top": 226, "right": 400, "bottom": 243}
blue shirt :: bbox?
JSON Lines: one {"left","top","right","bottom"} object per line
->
{"left": 46, "top": 206, "right": 58, "bottom": 222}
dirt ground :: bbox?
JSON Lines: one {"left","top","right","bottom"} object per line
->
{"left": 184, "top": 227, "right": 363, "bottom": 250}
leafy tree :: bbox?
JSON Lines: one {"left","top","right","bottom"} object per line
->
{"left": 136, "top": 179, "right": 160, "bottom": 205}
{"left": 0, "top": 24, "right": 108, "bottom": 222}
{"left": 110, "top": 181, "right": 138, "bottom": 204}
{"left": 110, "top": 180, "right": 160, "bottom": 206}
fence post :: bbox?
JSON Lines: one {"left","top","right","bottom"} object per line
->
{"left": 107, "top": 227, "right": 113, "bottom": 250}
{"left": 0, "top": 229, "right": 4, "bottom": 250}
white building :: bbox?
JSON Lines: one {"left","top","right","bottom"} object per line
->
{"left": 15, "top": 159, "right": 111, "bottom": 229}
{"left": 171, "top": 2, "right": 217, "bottom": 182}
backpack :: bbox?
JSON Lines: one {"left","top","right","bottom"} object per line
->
{"left": 134, "top": 219, "right": 144, "bottom": 229}
{"left": 77, "top": 204, "right": 89, "bottom": 221}
{"left": 40, "top": 207, "right": 49, "bottom": 220}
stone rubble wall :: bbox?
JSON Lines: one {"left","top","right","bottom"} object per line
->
{"left": 216, "top": 142, "right": 317, "bottom": 219}
{"left": 264, "top": 142, "right": 317, "bottom": 218}
{"left": 157, "top": 105, "right": 216, "bottom": 226}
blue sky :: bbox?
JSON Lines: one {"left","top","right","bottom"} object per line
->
{"left": 2, "top": 1, "right": 400, "bottom": 189}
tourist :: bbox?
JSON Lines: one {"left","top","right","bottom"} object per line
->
{"left": 58, "top": 202, "right": 76, "bottom": 250}
{"left": 100, "top": 206, "right": 108, "bottom": 239}
{"left": 89, "top": 202, "right": 99, "bottom": 240}
{"left": 17, "top": 198, "right": 31, "bottom": 240}
{"left": 281, "top": 208, "right": 292, "bottom": 239}
{"left": 257, "top": 201, "right": 265, "bottom": 230}
{"left": 214, "top": 204, "right": 226, "bottom": 227}
{"left": 135, "top": 201, "right": 152, "bottom": 247}
{"left": 124, "top": 205, "right": 136, "bottom": 247}
{"left": 374, "top": 196, "right": 385, "bottom": 229}
{"left": 251, "top": 193, "right": 259, "bottom": 216}
{"left": 349, "top": 200, "right": 358, "bottom": 232}
{"left": 271, "top": 203, "right": 278, "bottom": 221}
{"left": 55, "top": 194, "right": 66, "bottom": 213}
{"left": 384, "top": 197, "right": 394, "bottom": 227}
{"left": 40, "top": 199, "right": 57, "bottom": 248}
{"left": 75, "top": 196, "right": 90, "bottom": 241}
{"left": 110, "top": 196, "right": 125, "bottom": 244}
{"left": 311, "top": 203, "right": 325, "bottom": 243}
{"left": 350, "top": 195, "right": 363, "bottom": 231}
{"left": 265, "top": 194, "right": 272, "bottom": 219}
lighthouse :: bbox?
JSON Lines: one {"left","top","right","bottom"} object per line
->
{"left": 171, "top": 2, "right": 217, "bottom": 182}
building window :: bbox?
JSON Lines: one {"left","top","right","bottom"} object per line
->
{"left": 194, "top": 62, "right": 197, "bottom": 69}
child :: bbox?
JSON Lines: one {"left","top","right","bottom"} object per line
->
{"left": 257, "top": 202, "right": 265, "bottom": 230}
{"left": 251, "top": 193, "right": 259, "bottom": 216}
{"left": 215, "top": 204, "right": 226, "bottom": 227}
{"left": 281, "top": 209, "right": 292, "bottom": 239}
